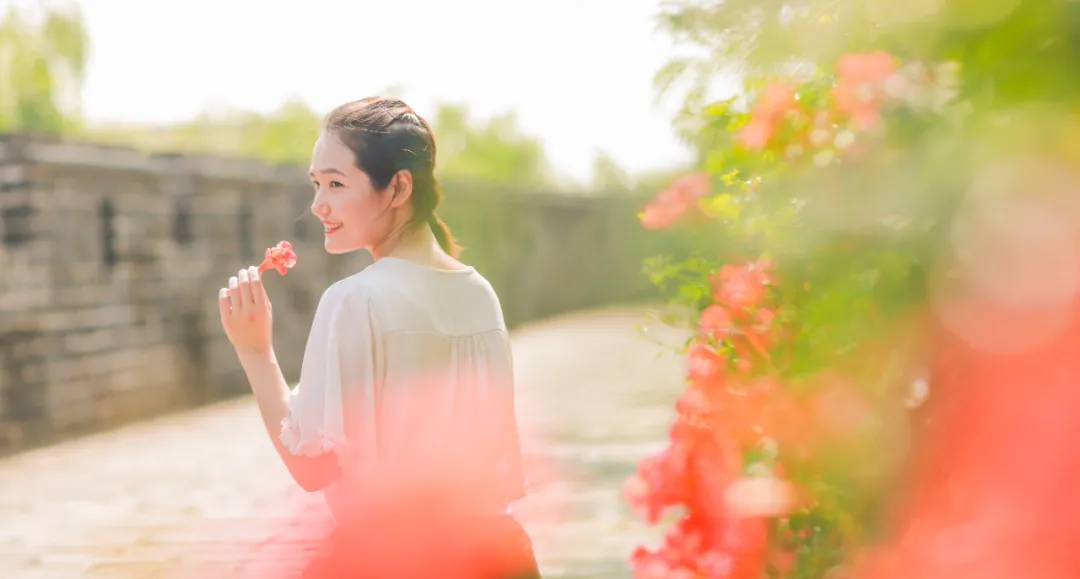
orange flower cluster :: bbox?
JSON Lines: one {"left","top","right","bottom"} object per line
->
{"left": 738, "top": 83, "right": 800, "bottom": 149}
{"left": 625, "top": 259, "right": 808, "bottom": 578}
{"left": 833, "top": 51, "right": 900, "bottom": 128}
{"left": 738, "top": 51, "right": 899, "bottom": 153}
{"left": 629, "top": 50, "right": 964, "bottom": 578}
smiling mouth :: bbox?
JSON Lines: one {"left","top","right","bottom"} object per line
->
{"left": 324, "top": 223, "right": 342, "bottom": 234}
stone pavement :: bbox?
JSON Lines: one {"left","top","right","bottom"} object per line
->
{"left": 0, "top": 306, "right": 690, "bottom": 579}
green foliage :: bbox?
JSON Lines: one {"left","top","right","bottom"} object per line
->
{"left": 0, "top": 2, "right": 89, "bottom": 133}
{"left": 590, "top": 151, "right": 635, "bottom": 194}
{"left": 636, "top": 0, "right": 1080, "bottom": 576}
{"left": 658, "top": 0, "right": 1080, "bottom": 148}
{"left": 87, "top": 99, "right": 559, "bottom": 188}
{"left": 0, "top": 5, "right": 666, "bottom": 195}
{"left": 98, "top": 99, "right": 325, "bottom": 165}
{"left": 430, "top": 104, "right": 552, "bottom": 186}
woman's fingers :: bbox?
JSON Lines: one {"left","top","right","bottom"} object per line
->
{"left": 237, "top": 268, "right": 254, "bottom": 312}
{"left": 228, "top": 275, "right": 240, "bottom": 313}
{"left": 247, "top": 266, "right": 267, "bottom": 312}
{"left": 218, "top": 287, "right": 231, "bottom": 320}
{"left": 221, "top": 266, "right": 266, "bottom": 324}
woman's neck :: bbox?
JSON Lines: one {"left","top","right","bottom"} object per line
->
{"left": 372, "top": 224, "right": 443, "bottom": 265}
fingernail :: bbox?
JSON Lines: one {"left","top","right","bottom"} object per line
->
{"left": 238, "top": 269, "right": 248, "bottom": 282}
{"left": 229, "top": 276, "right": 238, "bottom": 288}
{"left": 249, "top": 266, "right": 259, "bottom": 280}
{"left": 219, "top": 288, "right": 228, "bottom": 299}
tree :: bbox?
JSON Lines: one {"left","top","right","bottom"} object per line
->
{"left": 88, "top": 98, "right": 556, "bottom": 189}
{"left": 430, "top": 103, "right": 552, "bottom": 187}
{"left": 87, "top": 99, "right": 322, "bottom": 165}
{"left": 587, "top": 151, "right": 689, "bottom": 197}
{"left": 590, "top": 151, "right": 634, "bottom": 194}
{"left": 0, "top": 1, "right": 89, "bottom": 133}
{"left": 177, "top": 99, "right": 322, "bottom": 165}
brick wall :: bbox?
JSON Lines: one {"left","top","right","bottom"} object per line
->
{"left": 0, "top": 134, "right": 661, "bottom": 453}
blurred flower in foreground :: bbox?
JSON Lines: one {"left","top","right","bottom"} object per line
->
{"left": 639, "top": 173, "right": 711, "bottom": 229}
{"left": 739, "top": 82, "right": 800, "bottom": 149}
{"left": 931, "top": 158, "right": 1080, "bottom": 354}
{"left": 834, "top": 51, "right": 898, "bottom": 129}
{"left": 723, "top": 475, "right": 796, "bottom": 518}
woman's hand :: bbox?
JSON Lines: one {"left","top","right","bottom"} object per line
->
{"left": 219, "top": 266, "right": 274, "bottom": 355}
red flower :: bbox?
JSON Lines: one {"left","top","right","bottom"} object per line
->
{"left": 664, "top": 517, "right": 707, "bottom": 569}
{"left": 758, "top": 83, "right": 799, "bottom": 117}
{"left": 833, "top": 51, "right": 899, "bottom": 129}
{"left": 623, "top": 474, "right": 656, "bottom": 522}
{"left": 837, "top": 51, "right": 898, "bottom": 85}
{"left": 738, "top": 119, "right": 775, "bottom": 149}
{"left": 753, "top": 308, "right": 775, "bottom": 330}
{"left": 698, "top": 550, "right": 734, "bottom": 578}
{"left": 723, "top": 475, "right": 796, "bottom": 519}
{"left": 688, "top": 343, "right": 726, "bottom": 384}
{"left": 640, "top": 173, "right": 712, "bottom": 229}
{"left": 745, "top": 308, "right": 777, "bottom": 350}
{"left": 629, "top": 256, "right": 794, "bottom": 577}
{"left": 631, "top": 550, "right": 673, "bottom": 579}
{"left": 258, "top": 240, "right": 298, "bottom": 275}
{"left": 675, "top": 386, "right": 712, "bottom": 419}
{"left": 625, "top": 441, "right": 696, "bottom": 525}
{"left": 809, "top": 373, "right": 876, "bottom": 443}
{"left": 710, "top": 261, "right": 771, "bottom": 311}
{"left": 699, "top": 304, "right": 735, "bottom": 341}
{"left": 739, "top": 83, "right": 800, "bottom": 150}
{"left": 718, "top": 518, "right": 769, "bottom": 579}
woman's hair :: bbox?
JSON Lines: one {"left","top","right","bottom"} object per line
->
{"left": 322, "top": 96, "right": 460, "bottom": 257}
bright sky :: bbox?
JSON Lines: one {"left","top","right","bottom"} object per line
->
{"left": 39, "top": 0, "right": 696, "bottom": 182}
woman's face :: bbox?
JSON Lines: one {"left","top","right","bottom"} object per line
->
{"left": 308, "top": 133, "right": 407, "bottom": 255}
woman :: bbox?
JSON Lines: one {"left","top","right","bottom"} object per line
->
{"left": 217, "top": 96, "right": 541, "bottom": 578}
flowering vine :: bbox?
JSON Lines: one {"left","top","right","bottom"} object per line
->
{"left": 627, "top": 52, "right": 961, "bottom": 578}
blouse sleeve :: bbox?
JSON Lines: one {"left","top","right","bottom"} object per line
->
{"left": 279, "top": 283, "right": 380, "bottom": 467}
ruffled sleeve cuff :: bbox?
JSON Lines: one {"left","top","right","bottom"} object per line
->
{"left": 278, "top": 412, "right": 345, "bottom": 455}
{"left": 277, "top": 282, "right": 376, "bottom": 462}
{"left": 278, "top": 387, "right": 348, "bottom": 457}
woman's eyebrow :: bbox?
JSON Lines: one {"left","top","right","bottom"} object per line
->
{"left": 308, "top": 168, "right": 347, "bottom": 178}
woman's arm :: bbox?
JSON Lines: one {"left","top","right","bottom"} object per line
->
{"left": 220, "top": 267, "right": 366, "bottom": 493}
{"left": 238, "top": 349, "right": 342, "bottom": 492}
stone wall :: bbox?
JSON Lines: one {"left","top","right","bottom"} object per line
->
{"left": 0, "top": 134, "right": 663, "bottom": 454}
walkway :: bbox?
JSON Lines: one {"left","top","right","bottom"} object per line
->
{"left": 0, "top": 306, "right": 689, "bottom": 578}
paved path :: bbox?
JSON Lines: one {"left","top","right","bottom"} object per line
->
{"left": 0, "top": 306, "right": 689, "bottom": 578}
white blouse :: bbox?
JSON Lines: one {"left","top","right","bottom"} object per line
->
{"left": 279, "top": 257, "right": 528, "bottom": 519}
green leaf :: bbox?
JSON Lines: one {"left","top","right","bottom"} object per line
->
{"left": 700, "top": 193, "right": 742, "bottom": 221}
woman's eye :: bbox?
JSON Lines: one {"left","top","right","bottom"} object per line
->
{"left": 312, "top": 180, "right": 343, "bottom": 191}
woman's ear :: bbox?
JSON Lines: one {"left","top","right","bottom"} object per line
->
{"left": 390, "top": 170, "right": 414, "bottom": 207}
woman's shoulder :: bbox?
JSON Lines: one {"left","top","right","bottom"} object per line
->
{"left": 351, "top": 257, "right": 497, "bottom": 294}
{"left": 312, "top": 262, "right": 395, "bottom": 311}
{"left": 320, "top": 258, "right": 505, "bottom": 332}
{"left": 312, "top": 260, "right": 432, "bottom": 314}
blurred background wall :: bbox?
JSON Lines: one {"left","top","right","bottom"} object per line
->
{"left": 0, "top": 132, "right": 690, "bottom": 453}
{"left": 0, "top": 0, "right": 705, "bottom": 454}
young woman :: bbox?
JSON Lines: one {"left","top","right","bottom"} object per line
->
{"left": 218, "top": 96, "right": 541, "bottom": 578}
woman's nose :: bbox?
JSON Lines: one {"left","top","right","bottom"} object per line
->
{"left": 311, "top": 200, "right": 329, "bottom": 217}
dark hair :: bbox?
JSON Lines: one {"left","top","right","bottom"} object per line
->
{"left": 322, "top": 96, "right": 460, "bottom": 257}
